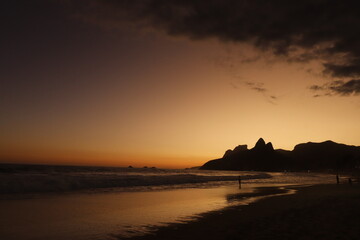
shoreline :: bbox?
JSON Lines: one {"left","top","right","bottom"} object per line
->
{"left": 117, "top": 183, "right": 360, "bottom": 240}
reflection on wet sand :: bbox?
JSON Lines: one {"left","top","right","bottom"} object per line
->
{"left": 0, "top": 183, "right": 261, "bottom": 240}
{"left": 0, "top": 171, "right": 334, "bottom": 240}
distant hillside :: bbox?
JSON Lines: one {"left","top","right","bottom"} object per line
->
{"left": 200, "top": 138, "right": 360, "bottom": 171}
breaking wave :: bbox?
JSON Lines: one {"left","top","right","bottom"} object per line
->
{"left": 0, "top": 164, "right": 271, "bottom": 194}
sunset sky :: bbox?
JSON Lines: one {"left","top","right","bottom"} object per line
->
{"left": 1, "top": 1, "right": 360, "bottom": 168}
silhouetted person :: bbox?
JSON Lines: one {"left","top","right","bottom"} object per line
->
{"left": 348, "top": 178, "right": 352, "bottom": 185}
{"left": 238, "top": 175, "right": 241, "bottom": 189}
{"left": 336, "top": 174, "right": 340, "bottom": 184}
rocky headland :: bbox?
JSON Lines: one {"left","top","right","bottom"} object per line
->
{"left": 200, "top": 138, "right": 360, "bottom": 171}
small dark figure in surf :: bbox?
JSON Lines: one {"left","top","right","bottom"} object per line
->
{"left": 336, "top": 174, "right": 340, "bottom": 184}
{"left": 238, "top": 175, "right": 242, "bottom": 189}
{"left": 349, "top": 178, "right": 353, "bottom": 185}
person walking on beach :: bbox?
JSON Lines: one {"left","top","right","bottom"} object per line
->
{"left": 238, "top": 175, "right": 241, "bottom": 189}
{"left": 336, "top": 174, "right": 340, "bottom": 184}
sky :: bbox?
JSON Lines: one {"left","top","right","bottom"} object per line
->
{"left": 1, "top": 0, "right": 360, "bottom": 168}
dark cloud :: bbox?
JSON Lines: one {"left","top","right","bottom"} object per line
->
{"left": 324, "top": 62, "right": 360, "bottom": 78}
{"left": 242, "top": 82, "right": 277, "bottom": 104}
{"left": 81, "top": 0, "right": 360, "bottom": 80}
{"left": 310, "top": 79, "right": 360, "bottom": 96}
{"left": 252, "top": 87, "right": 267, "bottom": 93}
{"left": 245, "top": 82, "right": 267, "bottom": 93}
{"left": 309, "top": 85, "right": 324, "bottom": 91}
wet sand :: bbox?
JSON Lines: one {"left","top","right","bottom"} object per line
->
{"left": 0, "top": 183, "right": 274, "bottom": 240}
{"left": 120, "top": 184, "right": 360, "bottom": 240}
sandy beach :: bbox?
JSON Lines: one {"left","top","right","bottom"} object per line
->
{"left": 0, "top": 169, "right": 338, "bottom": 240}
{"left": 119, "top": 183, "right": 360, "bottom": 240}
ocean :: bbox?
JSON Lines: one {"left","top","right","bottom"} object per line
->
{"left": 0, "top": 164, "right": 335, "bottom": 240}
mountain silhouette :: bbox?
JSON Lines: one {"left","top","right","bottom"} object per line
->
{"left": 200, "top": 138, "right": 360, "bottom": 171}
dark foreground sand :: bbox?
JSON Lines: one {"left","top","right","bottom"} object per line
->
{"left": 117, "top": 184, "right": 360, "bottom": 240}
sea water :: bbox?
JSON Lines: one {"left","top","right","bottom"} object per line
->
{"left": 0, "top": 164, "right": 335, "bottom": 240}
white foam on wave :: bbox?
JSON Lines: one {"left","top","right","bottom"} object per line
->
{"left": 0, "top": 165, "right": 271, "bottom": 194}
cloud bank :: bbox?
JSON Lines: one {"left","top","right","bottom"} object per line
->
{"left": 79, "top": 0, "right": 360, "bottom": 80}
{"left": 310, "top": 79, "right": 360, "bottom": 96}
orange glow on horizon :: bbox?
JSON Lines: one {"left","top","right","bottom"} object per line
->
{"left": 0, "top": 148, "right": 209, "bottom": 169}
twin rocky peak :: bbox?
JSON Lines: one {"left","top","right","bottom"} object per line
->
{"left": 223, "top": 138, "right": 274, "bottom": 159}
